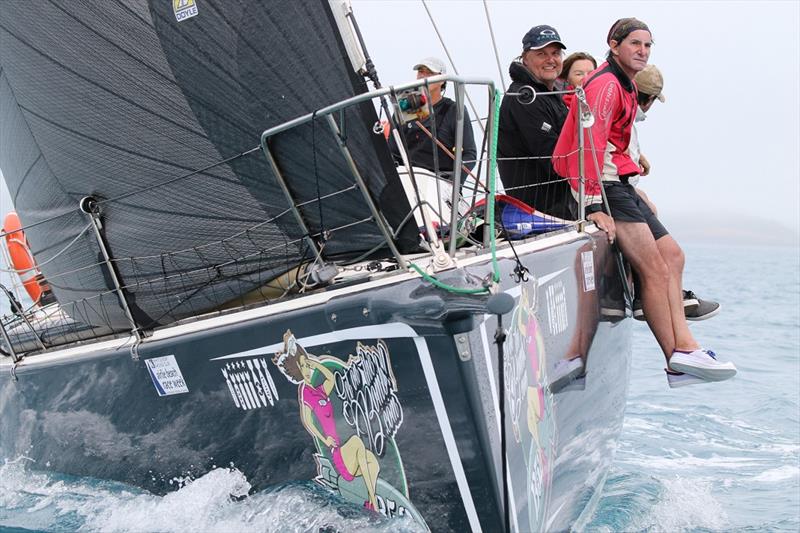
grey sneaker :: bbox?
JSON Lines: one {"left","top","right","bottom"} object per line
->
{"left": 665, "top": 368, "right": 710, "bottom": 388}
{"left": 632, "top": 298, "right": 644, "bottom": 321}
{"left": 633, "top": 290, "right": 705, "bottom": 322}
{"left": 669, "top": 349, "right": 736, "bottom": 381}
{"left": 685, "top": 293, "right": 721, "bottom": 321}
{"left": 682, "top": 289, "right": 699, "bottom": 313}
{"left": 600, "top": 295, "right": 626, "bottom": 321}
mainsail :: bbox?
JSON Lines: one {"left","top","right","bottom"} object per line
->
{"left": 0, "top": 0, "right": 415, "bottom": 331}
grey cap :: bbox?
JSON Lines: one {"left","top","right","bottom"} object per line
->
{"left": 413, "top": 56, "right": 447, "bottom": 75}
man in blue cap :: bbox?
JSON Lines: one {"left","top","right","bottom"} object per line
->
{"left": 498, "top": 25, "right": 575, "bottom": 220}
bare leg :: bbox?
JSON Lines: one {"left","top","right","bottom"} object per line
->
{"left": 614, "top": 221, "right": 676, "bottom": 361}
{"left": 565, "top": 243, "right": 599, "bottom": 361}
{"left": 341, "top": 436, "right": 380, "bottom": 508}
{"left": 656, "top": 236, "right": 699, "bottom": 351}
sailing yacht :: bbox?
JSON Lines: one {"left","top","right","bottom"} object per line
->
{"left": 0, "top": 1, "right": 631, "bottom": 530}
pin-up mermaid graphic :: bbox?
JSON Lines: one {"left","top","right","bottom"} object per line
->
{"left": 506, "top": 282, "right": 557, "bottom": 530}
{"left": 272, "top": 330, "right": 381, "bottom": 511}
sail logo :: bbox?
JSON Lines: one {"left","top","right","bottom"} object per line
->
{"left": 173, "top": 0, "right": 198, "bottom": 22}
{"left": 220, "top": 358, "right": 280, "bottom": 410}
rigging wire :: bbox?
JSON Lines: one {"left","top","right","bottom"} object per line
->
{"left": 420, "top": 0, "right": 485, "bottom": 133}
{"left": 482, "top": 0, "right": 507, "bottom": 92}
{"left": 0, "top": 223, "right": 93, "bottom": 273}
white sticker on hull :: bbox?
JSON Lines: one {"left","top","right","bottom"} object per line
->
{"left": 582, "top": 250, "right": 596, "bottom": 292}
{"left": 221, "top": 358, "right": 280, "bottom": 410}
{"left": 145, "top": 355, "right": 189, "bottom": 396}
{"left": 545, "top": 280, "right": 569, "bottom": 336}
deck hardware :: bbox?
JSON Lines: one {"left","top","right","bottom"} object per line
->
{"left": 506, "top": 84, "right": 536, "bottom": 105}
{"left": 80, "top": 196, "right": 142, "bottom": 343}
{"left": 1, "top": 283, "right": 46, "bottom": 354}
{"left": 455, "top": 334, "right": 471, "bottom": 361}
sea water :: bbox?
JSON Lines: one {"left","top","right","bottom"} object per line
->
{"left": 1, "top": 243, "right": 798, "bottom": 532}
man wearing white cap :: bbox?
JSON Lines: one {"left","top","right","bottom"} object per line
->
{"left": 388, "top": 57, "right": 476, "bottom": 181}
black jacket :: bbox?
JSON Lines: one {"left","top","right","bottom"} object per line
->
{"left": 389, "top": 96, "right": 477, "bottom": 182}
{"left": 498, "top": 61, "right": 575, "bottom": 220}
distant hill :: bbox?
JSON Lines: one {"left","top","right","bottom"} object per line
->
{"left": 660, "top": 211, "right": 800, "bottom": 248}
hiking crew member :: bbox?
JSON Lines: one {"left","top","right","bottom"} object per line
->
{"left": 553, "top": 18, "right": 736, "bottom": 387}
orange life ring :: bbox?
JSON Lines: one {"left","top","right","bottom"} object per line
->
{"left": 2, "top": 212, "right": 49, "bottom": 306}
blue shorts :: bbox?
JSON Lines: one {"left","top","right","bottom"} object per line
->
{"left": 603, "top": 181, "right": 669, "bottom": 241}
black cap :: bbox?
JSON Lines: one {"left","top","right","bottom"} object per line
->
{"left": 522, "top": 25, "right": 566, "bottom": 51}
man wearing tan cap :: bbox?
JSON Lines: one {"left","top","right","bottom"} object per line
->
{"left": 629, "top": 64, "right": 665, "bottom": 181}
{"left": 628, "top": 65, "right": 721, "bottom": 324}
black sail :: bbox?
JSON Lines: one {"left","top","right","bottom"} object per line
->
{"left": 0, "top": 0, "right": 414, "bottom": 330}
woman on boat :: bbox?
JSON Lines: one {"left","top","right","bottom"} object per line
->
{"left": 560, "top": 52, "right": 597, "bottom": 89}
{"left": 273, "top": 330, "right": 381, "bottom": 511}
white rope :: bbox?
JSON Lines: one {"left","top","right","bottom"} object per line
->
{"left": 420, "top": 0, "right": 485, "bottom": 133}
{"left": 482, "top": 0, "right": 506, "bottom": 91}
{"left": 0, "top": 223, "right": 93, "bottom": 274}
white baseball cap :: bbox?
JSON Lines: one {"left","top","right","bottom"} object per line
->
{"left": 413, "top": 57, "right": 447, "bottom": 75}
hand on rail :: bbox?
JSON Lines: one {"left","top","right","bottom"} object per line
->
{"left": 587, "top": 212, "right": 616, "bottom": 244}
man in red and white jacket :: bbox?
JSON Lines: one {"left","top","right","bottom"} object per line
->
{"left": 553, "top": 18, "right": 736, "bottom": 387}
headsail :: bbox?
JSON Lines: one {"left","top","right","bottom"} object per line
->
{"left": 0, "top": 0, "right": 414, "bottom": 331}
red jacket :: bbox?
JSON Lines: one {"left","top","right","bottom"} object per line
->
{"left": 553, "top": 58, "right": 639, "bottom": 210}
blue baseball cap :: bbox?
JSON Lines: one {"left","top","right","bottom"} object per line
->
{"left": 523, "top": 25, "right": 566, "bottom": 51}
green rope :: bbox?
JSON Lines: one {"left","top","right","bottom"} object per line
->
{"left": 407, "top": 263, "right": 490, "bottom": 294}
{"left": 488, "top": 88, "right": 501, "bottom": 283}
{"left": 407, "top": 88, "right": 502, "bottom": 295}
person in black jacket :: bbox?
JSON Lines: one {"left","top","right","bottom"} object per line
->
{"left": 389, "top": 57, "right": 477, "bottom": 183}
{"left": 498, "top": 25, "right": 576, "bottom": 220}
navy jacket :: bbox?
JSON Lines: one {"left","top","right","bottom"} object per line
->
{"left": 389, "top": 96, "right": 477, "bottom": 182}
{"left": 498, "top": 61, "right": 575, "bottom": 220}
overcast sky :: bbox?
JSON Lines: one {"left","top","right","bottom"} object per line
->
{"left": 2, "top": 0, "right": 798, "bottom": 241}
{"left": 352, "top": 0, "right": 800, "bottom": 236}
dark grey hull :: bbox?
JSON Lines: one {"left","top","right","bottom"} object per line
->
{"left": 0, "top": 228, "right": 630, "bottom": 532}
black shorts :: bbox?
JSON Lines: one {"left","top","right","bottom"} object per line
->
{"left": 603, "top": 181, "right": 669, "bottom": 240}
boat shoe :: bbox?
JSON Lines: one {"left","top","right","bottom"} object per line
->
{"left": 633, "top": 290, "right": 717, "bottom": 322}
{"left": 685, "top": 293, "right": 721, "bottom": 321}
{"left": 668, "top": 349, "right": 737, "bottom": 382}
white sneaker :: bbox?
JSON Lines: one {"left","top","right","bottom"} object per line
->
{"left": 665, "top": 369, "right": 710, "bottom": 389}
{"left": 668, "top": 349, "right": 736, "bottom": 382}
